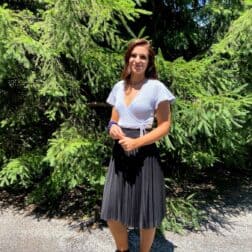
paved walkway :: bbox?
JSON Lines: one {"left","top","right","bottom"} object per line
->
{"left": 1, "top": 206, "right": 252, "bottom": 252}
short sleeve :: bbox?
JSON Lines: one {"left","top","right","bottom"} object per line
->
{"left": 155, "top": 82, "right": 176, "bottom": 109}
{"left": 106, "top": 81, "right": 122, "bottom": 106}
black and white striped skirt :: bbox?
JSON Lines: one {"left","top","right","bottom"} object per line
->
{"left": 100, "top": 128, "right": 166, "bottom": 229}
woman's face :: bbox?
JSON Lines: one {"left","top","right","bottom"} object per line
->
{"left": 128, "top": 45, "right": 149, "bottom": 77}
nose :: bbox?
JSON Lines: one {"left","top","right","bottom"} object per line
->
{"left": 135, "top": 55, "right": 141, "bottom": 63}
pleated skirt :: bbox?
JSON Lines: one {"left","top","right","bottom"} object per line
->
{"left": 100, "top": 128, "right": 166, "bottom": 229}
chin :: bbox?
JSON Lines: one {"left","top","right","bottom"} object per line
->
{"left": 132, "top": 70, "right": 145, "bottom": 75}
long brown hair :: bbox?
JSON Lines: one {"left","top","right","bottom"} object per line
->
{"left": 121, "top": 39, "right": 157, "bottom": 84}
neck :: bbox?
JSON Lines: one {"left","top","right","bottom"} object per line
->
{"left": 130, "top": 75, "right": 146, "bottom": 86}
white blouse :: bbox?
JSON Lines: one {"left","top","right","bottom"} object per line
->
{"left": 106, "top": 79, "right": 176, "bottom": 136}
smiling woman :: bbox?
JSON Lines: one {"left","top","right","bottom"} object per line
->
{"left": 100, "top": 39, "right": 175, "bottom": 252}
{"left": 128, "top": 46, "right": 149, "bottom": 75}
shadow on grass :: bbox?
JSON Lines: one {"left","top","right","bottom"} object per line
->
{"left": 1, "top": 167, "right": 252, "bottom": 238}
{"left": 179, "top": 167, "right": 252, "bottom": 233}
{"left": 0, "top": 185, "right": 99, "bottom": 224}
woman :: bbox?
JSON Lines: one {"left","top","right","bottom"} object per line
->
{"left": 101, "top": 39, "right": 175, "bottom": 252}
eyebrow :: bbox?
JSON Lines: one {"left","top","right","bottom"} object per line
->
{"left": 131, "top": 53, "right": 148, "bottom": 57}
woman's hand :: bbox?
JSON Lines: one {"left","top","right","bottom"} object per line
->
{"left": 119, "top": 137, "right": 139, "bottom": 152}
{"left": 109, "top": 124, "right": 125, "bottom": 140}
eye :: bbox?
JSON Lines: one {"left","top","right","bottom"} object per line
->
{"left": 140, "top": 55, "right": 147, "bottom": 60}
{"left": 130, "top": 53, "right": 137, "bottom": 58}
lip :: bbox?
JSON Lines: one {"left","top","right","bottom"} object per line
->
{"left": 133, "top": 65, "right": 144, "bottom": 70}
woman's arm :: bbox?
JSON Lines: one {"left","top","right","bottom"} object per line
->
{"left": 119, "top": 101, "right": 171, "bottom": 151}
{"left": 137, "top": 100, "right": 171, "bottom": 146}
{"left": 108, "top": 107, "right": 125, "bottom": 140}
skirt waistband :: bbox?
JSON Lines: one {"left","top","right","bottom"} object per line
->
{"left": 120, "top": 127, "right": 152, "bottom": 131}
{"left": 120, "top": 127, "right": 152, "bottom": 138}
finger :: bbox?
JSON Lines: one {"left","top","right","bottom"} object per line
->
{"left": 118, "top": 137, "right": 128, "bottom": 144}
{"left": 111, "top": 125, "right": 125, "bottom": 135}
{"left": 118, "top": 139, "right": 124, "bottom": 144}
{"left": 114, "top": 132, "right": 123, "bottom": 140}
{"left": 111, "top": 135, "right": 117, "bottom": 139}
{"left": 109, "top": 131, "right": 116, "bottom": 139}
{"left": 118, "top": 128, "right": 125, "bottom": 136}
{"left": 110, "top": 130, "right": 119, "bottom": 140}
{"left": 112, "top": 126, "right": 122, "bottom": 135}
{"left": 110, "top": 127, "right": 120, "bottom": 138}
{"left": 114, "top": 130, "right": 125, "bottom": 140}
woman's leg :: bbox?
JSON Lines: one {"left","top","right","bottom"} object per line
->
{"left": 140, "top": 227, "right": 156, "bottom": 252}
{"left": 107, "top": 219, "right": 129, "bottom": 251}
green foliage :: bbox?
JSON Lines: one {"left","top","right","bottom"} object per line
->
{"left": 0, "top": 0, "right": 146, "bottom": 206}
{"left": 30, "top": 0, "right": 150, "bottom": 123}
{"left": 26, "top": 124, "right": 110, "bottom": 204}
{"left": 43, "top": 124, "right": 107, "bottom": 190}
{"left": 244, "top": 0, "right": 252, "bottom": 6}
{"left": 0, "top": 0, "right": 252, "bottom": 232}
{"left": 132, "top": 0, "right": 244, "bottom": 60}
{"left": 161, "top": 193, "right": 206, "bottom": 234}
{"left": 0, "top": 6, "right": 41, "bottom": 122}
{"left": 156, "top": 9, "right": 252, "bottom": 171}
{"left": 0, "top": 148, "right": 7, "bottom": 167}
{"left": 0, "top": 151, "right": 45, "bottom": 188}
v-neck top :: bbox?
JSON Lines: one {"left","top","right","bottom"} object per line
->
{"left": 106, "top": 79, "right": 176, "bottom": 135}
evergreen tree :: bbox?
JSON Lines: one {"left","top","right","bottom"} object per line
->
{"left": 0, "top": 0, "right": 251, "bottom": 231}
